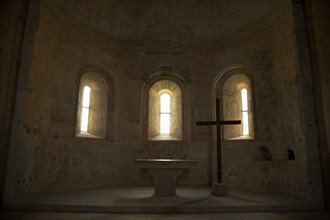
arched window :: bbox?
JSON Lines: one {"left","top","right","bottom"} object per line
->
{"left": 160, "top": 93, "right": 171, "bottom": 134}
{"left": 81, "top": 86, "right": 91, "bottom": 132}
{"left": 76, "top": 72, "right": 109, "bottom": 138}
{"left": 222, "top": 74, "right": 254, "bottom": 139}
{"left": 241, "top": 88, "right": 249, "bottom": 136}
{"left": 148, "top": 80, "right": 182, "bottom": 140}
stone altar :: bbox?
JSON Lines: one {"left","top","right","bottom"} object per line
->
{"left": 134, "top": 159, "right": 198, "bottom": 196}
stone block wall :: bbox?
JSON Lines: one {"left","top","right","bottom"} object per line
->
{"left": 1, "top": 0, "right": 325, "bottom": 207}
{"left": 0, "top": 0, "right": 29, "bottom": 205}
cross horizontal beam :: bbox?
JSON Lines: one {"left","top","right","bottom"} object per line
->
{"left": 195, "top": 98, "right": 242, "bottom": 184}
{"left": 196, "top": 120, "right": 241, "bottom": 126}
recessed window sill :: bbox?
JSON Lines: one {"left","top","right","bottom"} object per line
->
{"left": 225, "top": 135, "right": 254, "bottom": 141}
{"left": 76, "top": 131, "right": 104, "bottom": 139}
{"left": 149, "top": 134, "right": 181, "bottom": 141}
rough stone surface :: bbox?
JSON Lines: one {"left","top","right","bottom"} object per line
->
{"left": 0, "top": 0, "right": 329, "bottom": 211}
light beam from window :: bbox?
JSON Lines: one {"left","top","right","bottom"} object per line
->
{"left": 160, "top": 93, "right": 170, "bottom": 134}
{"left": 241, "top": 88, "right": 249, "bottom": 136}
{"left": 81, "top": 86, "right": 91, "bottom": 132}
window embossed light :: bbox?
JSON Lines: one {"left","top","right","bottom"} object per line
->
{"left": 160, "top": 93, "right": 170, "bottom": 134}
{"left": 241, "top": 88, "right": 249, "bottom": 136}
{"left": 81, "top": 86, "right": 91, "bottom": 132}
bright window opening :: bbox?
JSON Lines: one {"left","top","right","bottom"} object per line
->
{"left": 160, "top": 93, "right": 170, "bottom": 134}
{"left": 241, "top": 88, "right": 249, "bottom": 136}
{"left": 81, "top": 86, "right": 91, "bottom": 132}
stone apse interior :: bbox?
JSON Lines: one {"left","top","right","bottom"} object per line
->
{"left": 1, "top": 0, "right": 329, "bottom": 209}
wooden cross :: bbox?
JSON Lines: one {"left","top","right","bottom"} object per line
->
{"left": 196, "top": 98, "right": 241, "bottom": 183}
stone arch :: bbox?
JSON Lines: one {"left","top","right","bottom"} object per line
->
{"left": 141, "top": 71, "right": 188, "bottom": 141}
{"left": 75, "top": 65, "right": 118, "bottom": 140}
{"left": 213, "top": 65, "right": 255, "bottom": 139}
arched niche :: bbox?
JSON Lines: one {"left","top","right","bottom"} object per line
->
{"left": 252, "top": 146, "right": 272, "bottom": 161}
{"left": 75, "top": 66, "right": 118, "bottom": 140}
{"left": 148, "top": 80, "right": 182, "bottom": 140}
{"left": 76, "top": 72, "right": 108, "bottom": 138}
{"left": 214, "top": 67, "right": 255, "bottom": 140}
{"left": 142, "top": 72, "right": 188, "bottom": 141}
{"left": 287, "top": 149, "right": 296, "bottom": 161}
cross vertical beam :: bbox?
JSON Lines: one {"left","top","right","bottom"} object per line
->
{"left": 196, "top": 98, "right": 241, "bottom": 184}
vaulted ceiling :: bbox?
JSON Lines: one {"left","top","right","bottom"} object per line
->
{"left": 46, "top": 0, "right": 290, "bottom": 50}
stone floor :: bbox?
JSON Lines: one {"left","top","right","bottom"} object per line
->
{"left": 1, "top": 186, "right": 329, "bottom": 219}
{"left": 1, "top": 211, "right": 330, "bottom": 220}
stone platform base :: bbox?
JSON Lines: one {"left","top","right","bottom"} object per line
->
{"left": 11, "top": 186, "right": 314, "bottom": 213}
{"left": 211, "top": 183, "right": 228, "bottom": 196}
